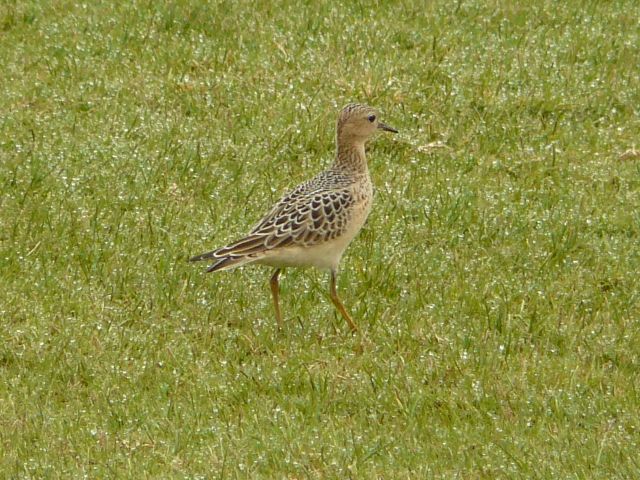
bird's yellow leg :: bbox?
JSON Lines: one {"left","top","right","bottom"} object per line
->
{"left": 329, "top": 270, "right": 358, "bottom": 332}
{"left": 269, "top": 268, "right": 283, "bottom": 330}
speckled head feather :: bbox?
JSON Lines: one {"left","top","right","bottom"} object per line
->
{"left": 339, "top": 102, "right": 373, "bottom": 120}
{"left": 336, "top": 103, "right": 397, "bottom": 144}
{"left": 337, "top": 103, "right": 376, "bottom": 131}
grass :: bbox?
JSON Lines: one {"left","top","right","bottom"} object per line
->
{"left": 1, "top": 0, "right": 640, "bottom": 477}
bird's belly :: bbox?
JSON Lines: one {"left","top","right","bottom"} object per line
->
{"left": 257, "top": 241, "right": 346, "bottom": 270}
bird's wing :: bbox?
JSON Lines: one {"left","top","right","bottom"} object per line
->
{"left": 246, "top": 182, "right": 356, "bottom": 248}
{"left": 190, "top": 173, "right": 355, "bottom": 267}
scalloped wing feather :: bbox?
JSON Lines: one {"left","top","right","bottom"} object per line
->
{"left": 190, "top": 170, "right": 360, "bottom": 272}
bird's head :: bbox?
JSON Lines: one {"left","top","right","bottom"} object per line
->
{"left": 336, "top": 103, "right": 398, "bottom": 142}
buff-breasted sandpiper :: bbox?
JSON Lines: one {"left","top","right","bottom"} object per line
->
{"left": 190, "top": 103, "right": 397, "bottom": 331}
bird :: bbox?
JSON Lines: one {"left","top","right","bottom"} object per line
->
{"left": 190, "top": 103, "right": 398, "bottom": 332}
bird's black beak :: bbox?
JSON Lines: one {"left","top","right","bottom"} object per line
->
{"left": 378, "top": 122, "right": 398, "bottom": 133}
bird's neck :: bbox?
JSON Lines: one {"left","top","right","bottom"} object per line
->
{"left": 333, "top": 137, "right": 368, "bottom": 173}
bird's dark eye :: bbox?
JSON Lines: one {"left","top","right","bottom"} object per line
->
{"left": 367, "top": 115, "right": 376, "bottom": 123}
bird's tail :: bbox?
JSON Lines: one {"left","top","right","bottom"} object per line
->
{"left": 189, "top": 234, "right": 272, "bottom": 273}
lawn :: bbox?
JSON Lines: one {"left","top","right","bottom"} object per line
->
{"left": 1, "top": 0, "right": 639, "bottom": 477}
